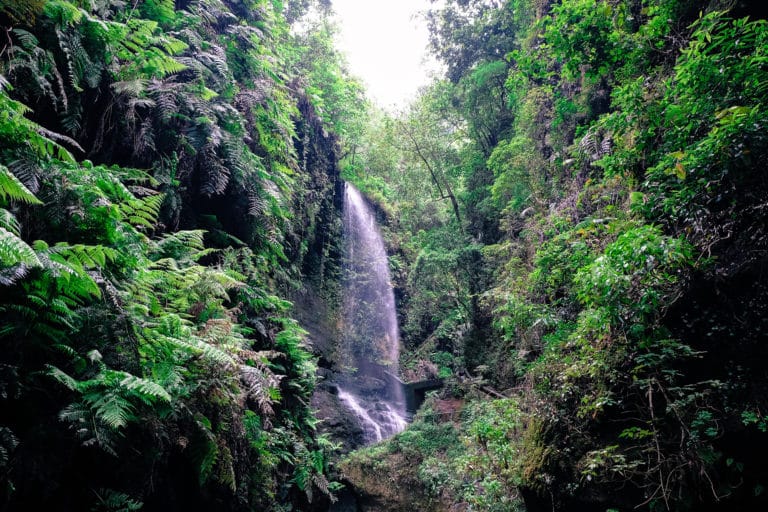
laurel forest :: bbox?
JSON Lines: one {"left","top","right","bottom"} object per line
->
{"left": 1, "top": 1, "right": 767, "bottom": 511}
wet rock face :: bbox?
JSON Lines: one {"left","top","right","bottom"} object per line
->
{"left": 339, "top": 451, "right": 442, "bottom": 512}
{"left": 352, "top": 376, "right": 387, "bottom": 394}
{"left": 312, "top": 379, "right": 367, "bottom": 451}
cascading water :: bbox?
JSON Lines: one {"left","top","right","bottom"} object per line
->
{"left": 337, "top": 183, "right": 408, "bottom": 444}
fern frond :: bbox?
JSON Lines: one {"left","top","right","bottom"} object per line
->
{"left": 88, "top": 390, "right": 134, "bottom": 429}
{"left": 240, "top": 363, "right": 282, "bottom": 416}
{"left": 111, "top": 79, "right": 146, "bottom": 97}
{"left": 0, "top": 426, "right": 19, "bottom": 469}
{"left": 197, "top": 47, "right": 229, "bottom": 79}
{"left": 190, "top": 423, "right": 219, "bottom": 485}
{"left": 0, "top": 165, "right": 43, "bottom": 205}
{"left": 48, "top": 243, "right": 118, "bottom": 269}
{"left": 158, "top": 333, "right": 235, "bottom": 365}
{"left": 578, "top": 129, "right": 612, "bottom": 162}
{"left": 59, "top": 400, "right": 120, "bottom": 456}
{"left": 119, "top": 193, "right": 164, "bottom": 229}
{"left": 133, "top": 117, "right": 156, "bottom": 158}
{"left": 248, "top": 194, "right": 268, "bottom": 216}
{"left": 0, "top": 227, "right": 41, "bottom": 269}
{"left": 149, "top": 79, "right": 181, "bottom": 121}
{"left": 47, "top": 365, "right": 80, "bottom": 391}
{"left": 117, "top": 372, "right": 172, "bottom": 404}
{"left": 92, "top": 488, "right": 143, "bottom": 512}
{"left": 7, "top": 159, "right": 41, "bottom": 194}
{"left": 0, "top": 209, "right": 21, "bottom": 236}
{"left": 44, "top": 0, "right": 85, "bottom": 26}
{"left": 59, "top": 401, "right": 89, "bottom": 423}
{"left": 153, "top": 229, "right": 207, "bottom": 260}
{"left": 199, "top": 145, "right": 230, "bottom": 196}
{"left": 0, "top": 264, "right": 30, "bottom": 285}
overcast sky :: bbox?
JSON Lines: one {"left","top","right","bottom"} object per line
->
{"left": 331, "top": 0, "right": 440, "bottom": 110}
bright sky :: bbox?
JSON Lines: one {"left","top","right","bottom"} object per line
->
{"left": 332, "top": 0, "right": 439, "bottom": 110}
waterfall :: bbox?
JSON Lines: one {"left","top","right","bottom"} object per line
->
{"left": 338, "top": 183, "right": 407, "bottom": 444}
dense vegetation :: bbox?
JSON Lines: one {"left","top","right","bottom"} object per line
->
{"left": 2, "top": 0, "right": 767, "bottom": 511}
{"left": 0, "top": 0, "right": 366, "bottom": 510}
{"left": 341, "top": 0, "right": 768, "bottom": 510}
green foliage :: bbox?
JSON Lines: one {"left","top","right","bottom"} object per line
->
{"left": 0, "top": 0, "right": 348, "bottom": 509}
{"left": 545, "top": 0, "right": 621, "bottom": 83}
{"left": 340, "top": 2, "right": 768, "bottom": 511}
{"left": 90, "top": 489, "right": 143, "bottom": 512}
{"left": 343, "top": 397, "right": 524, "bottom": 511}
{"left": 574, "top": 225, "right": 693, "bottom": 320}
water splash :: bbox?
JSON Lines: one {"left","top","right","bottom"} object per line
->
{"left": 338, "top": 183, "right": 407, "bottom": 443}
{"left": 337, "top": 390, "right": 383, "bottom": 443}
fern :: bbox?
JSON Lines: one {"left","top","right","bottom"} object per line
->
{"left": 117, "top": 19, "right": 188, "bottom": 80}
{"left": 48, "top": 242, "right": 119, "bottom": 269}
{"left": 216, "top": 445, "right": 237, "bottom": 493}
{"left": 111, "top": 79, "right": 147, "bottom": 97}
{"left": 44, "top": 0, "right": 85, "bottom": 26}
{"left": 0, "top": 426, "right": 19, "bottom": 471}
{"left": 91, "top": 488, "right": 143, "bottom": 512}
{"left": 158, "top": 333, "right": 235, "bottom": 365}
{"left": 0, "top": 0, "right": 46, "bottom": 24}
{"left": 578, "top": 129, "right": 612, "bottom": 162}
{"left": 48, "top": 365, "right": 80, "bottom": 391}
{"left": 0, "top": 165, "right": 43, "bottom": 205}
{"left": 119, "top": 193, "right": 164, "bottom": 230}
{"left": 117, "top": 372, "right": 172, "bottom": 404}
{"left": 0, "top": 227, "right": 41, "bottom": 269}
{"left": 139, "top": 0, "right": 176, "bottom": 26}
{"left": 0, "top": 209, "right": 21, "bottom": 236}
{"left": 240, "top": 362, "right": 282, "bottom": 416}
{"left": 51, "top": 364, "right": 172, "bottom": 431}
{"left": 198, "top": 143, "right": 231, "bottom": 196}
{"left": 7, "top": 159, "right": 41, "bottom": 194}
{"left": 90, "top": 390, "right": 134, "bottom": 429}
{"left": 36, "top": 125, "right": 85, "bottom": 153}
{"left": 190, "top": 414, "right": 219, "bottom": 485}
{"left": 152, "top": 229, "right": 206, "bottom": 260}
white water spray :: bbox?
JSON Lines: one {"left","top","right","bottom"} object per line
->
{"left": 337, "top": 183, "right": 407, "bottom": 443}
